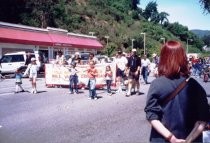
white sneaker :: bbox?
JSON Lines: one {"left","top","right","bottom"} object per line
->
{"left": 126, "top": 91, "right": 131, "bottom": 97}
{"left": 30, "top": 89, "right": 34, "bottom": 94}
{"left": 34, "top": 90, "right": 37, "bottom": 94}
{"left": 115, "top": 89, "right": 122, "bottom": 93}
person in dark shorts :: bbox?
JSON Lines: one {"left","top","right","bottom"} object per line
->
{"left": 126, "top": 48, "right": 141, "bottom": 96}
{"left": 114, "top": 49, "right": 128, "bottom": 93}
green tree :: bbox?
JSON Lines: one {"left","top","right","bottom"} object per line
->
{"left": 199, "top": 0, "right": 210, "bottom": 13}
{"left": 132, "top": 0, "right": 140, "bottom": 10}
{"left": 158, "top": 12, "right": 169, "bottom": 25}
{"left": 202, "top": 34, "right": 210, "bottom": 46}
{"left": 22, "top": 0, "right": 60, "bottom": 28}
{"left": 142, "top": 1, "right": 158, "bottom": 20}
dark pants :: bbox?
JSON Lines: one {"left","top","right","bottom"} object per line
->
{"left": 142, "top": 66, "right": 149, "bottom": 84}
{"left": 106, "top": 80, "right": 112, "bottom": 93}
{"left": 69, "top": 75, "right": 78, "bottom": 93}
{"left": 88, "top": 79, "right": 97, "bottom": 99}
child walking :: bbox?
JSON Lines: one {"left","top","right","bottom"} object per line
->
{"left": 104, "top": 65, "right": 112, "bottom": 95}
{"left": 68, "top": 62, "right": 79, "bottom": 94}
{"left": 0, "top": 70, "right": 5, "bottom": 81}
{"left": 87, "top": 61, "right": 98, "bottom": 100}
{"left": 23, "top": 57, "right": 39, "bottom": 94}
{"left": 14, "top": 68, "right": 24, "bottom": 93}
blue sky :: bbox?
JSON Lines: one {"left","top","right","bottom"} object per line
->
{"left": 139, "top": 0, "right": 210, "bottom": 30}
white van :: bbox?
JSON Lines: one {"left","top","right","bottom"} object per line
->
{"left": 0, "top": 51, "right": 38, "bottom": 74}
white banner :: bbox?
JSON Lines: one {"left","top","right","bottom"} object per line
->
{"left": 45, "top": 63, "right": 116, "bottom": 87}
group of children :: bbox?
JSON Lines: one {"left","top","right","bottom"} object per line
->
{"left": 67, "top": 60, "right": 113, "bottom": 100}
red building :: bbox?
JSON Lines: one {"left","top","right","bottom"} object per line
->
{"left": 0, "top": 21, "right": 103, "bottom": 59}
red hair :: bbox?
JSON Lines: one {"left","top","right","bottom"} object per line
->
{"left": 158, "top": 40, "right": 189, "bottom": 78}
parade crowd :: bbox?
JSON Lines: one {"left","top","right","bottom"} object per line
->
{"left": 1, "top": 40, "right": 210, "bottom": 142}
{"left": 7, "top": 47, "right": 161, "bottom": 100}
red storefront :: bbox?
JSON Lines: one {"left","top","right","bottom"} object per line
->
{"left": 0, "top": 22, "right": 103, "bottom": 59}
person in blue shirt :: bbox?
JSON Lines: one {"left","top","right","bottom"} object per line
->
{"left": 14, "top": 68, "right": 24, "bottom": 93}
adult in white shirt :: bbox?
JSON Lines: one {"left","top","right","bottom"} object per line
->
{"left": 23, "top": 58, "right": 40, "bottom": 94}
{"left": 114, "top": 49, "right": 128, "bottom": 93}
{"left": 141, "top": 54, "right": 150, "bottom": 84}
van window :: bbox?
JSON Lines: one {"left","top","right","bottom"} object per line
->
{"left": 0, "top": 55, "right": 24, "bottom": 63}
{"left": 0, "top": 55, "right": 12, "bottom": 63}
{"left": 11, "top": 55, "right": 25, "bottom": 62}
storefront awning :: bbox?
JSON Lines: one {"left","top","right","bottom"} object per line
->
{"left": 48, "top": 33, "right": 73, "bottom": 47}
{"left": 0, "top": 27, "right": 53, "bottom": 46}
{"left": 69, "top": 35, "right": 103, "bottom": 49}
{"left": 48, "top": 33, "right": 103, "bottom": 49}
{"left": 0, "top": 26, "right": 103, "bottom": 49}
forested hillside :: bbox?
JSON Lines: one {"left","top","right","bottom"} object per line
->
{"left": 0, "top": 0, "right": 209, "bottom": 56}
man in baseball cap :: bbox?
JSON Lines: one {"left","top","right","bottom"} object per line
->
{"left": 31, "top": 57, "right": 36, "bottom": 62}
{"left": 126, "top": 48, "right": 141, "bottom": 96}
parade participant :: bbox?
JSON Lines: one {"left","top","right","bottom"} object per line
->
{"left": 0, "top": 70, "right": 5, "bottom": 81}
{"left": 114, "top": 49, "right": 128, "bottom": 93}
{"left": 152, "top": 53, "right": 159, "bottom": 78}
{"left": 14, "top": 68, "right": 24, "bottom": 93}
{"left": 88, "top": 53, "right": 98, "bottom": 64}
{"left": 144, "top": 40, "right": 209, "bottom": 143}
{"left": 72, "top": 52, "right": 82, "bottom": 65}
{"left": 141, "top": 54, "right": 150, "bottom": 84}
{"left": 56, "top": 50, "right": 65, "bottom": 65}
{"left": 66, "top": 55, "right": 72, "bottom": 65}
{"left": 0, "top": 60, "right": 4, "bottom": 80}
{"left": 87, "top": 61, "right": 98, "bottom": 100}
{"left": 25, "top": 52, "right": 32, "bottom": 66}
{"left": 126, "top": 48, "right": 141, "bottom": 96}
{"left": 23, "top": 58, "right": 40, "bottom": 94}
{"left": 104, "top": 65, "right": 113, "bottom": 95}
{"left": 68, "top": 62, "right": 79, "bottom": 94}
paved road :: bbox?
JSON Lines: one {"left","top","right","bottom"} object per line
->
{"left": 0, "top": 76, "right": 209, "bottom": 143}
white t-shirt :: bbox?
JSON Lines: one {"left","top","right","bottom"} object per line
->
{"left": 23, "top": 64, "right": 39, "bottom": 77}
{"left": 141, "top": 58, "right": 150, "bottom": 67}
{"left": 114, "top": 56, "right": 128, "bottom": 71}
{"left": 70, "top": 68, "right": 77, "bottom": 76}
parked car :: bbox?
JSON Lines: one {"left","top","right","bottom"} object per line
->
{"left": 0, "top": 51, "right": 40, "bottom": 74}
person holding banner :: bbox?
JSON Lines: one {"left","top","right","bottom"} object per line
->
{"left": 56, "top": 50, "right": 66, "bottom": 65}
{"left": 87, "top": 61, "right": 98, "bottom": 100}
{"left": 88, "top": 53, "right": 98, "bottom": 64}
{"left": 72, "top": 52, "right": 82, "bottom": 65}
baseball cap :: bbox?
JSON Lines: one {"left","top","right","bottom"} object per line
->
{"left": 117, "top": 50, "right": 122, "bottom": 54}
{"left": 152, "top": 53, "right": 157, "bottom": 57}
{"left": 75, "top": 52, "right": 80, "bottom": 55}
{"left": 31, "top": 57, "right": 36, "bottom": 61}
{"left": 132, "top": 48, "right": 137, "bottom": 52}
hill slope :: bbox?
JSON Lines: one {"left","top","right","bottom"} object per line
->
{"left": 191, "top": 29, "right": 210, "bottom": 38}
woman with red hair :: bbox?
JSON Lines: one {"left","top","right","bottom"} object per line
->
{"left": 144, "top": 40, "right": 209, "bottom": 143}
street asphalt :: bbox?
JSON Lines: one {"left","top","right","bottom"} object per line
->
{"left": 0, "top": 76, "right": 209, "bottom": 143}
